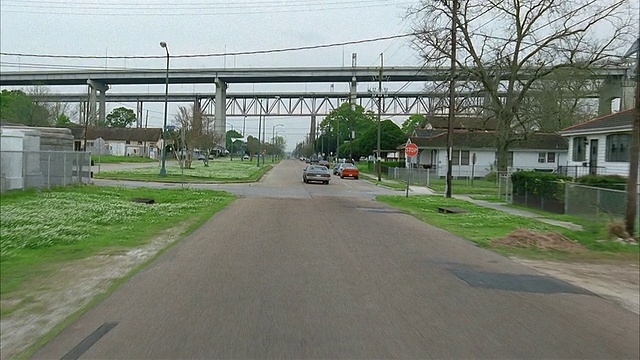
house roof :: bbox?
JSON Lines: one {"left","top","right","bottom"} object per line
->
{"left": 408, "top": 131, "right": 568, "bottom": 151}
{"left": 560, "top": 109, "right": 635, "bottom": 135}
{"left": 422, "top": 116, "right": 498, "bottom": 131}
{"left": 65, "top": 126, "right": 162, "bottom": 142}
{"left": 412, "top": 129, "right": 445, "bottom": 138}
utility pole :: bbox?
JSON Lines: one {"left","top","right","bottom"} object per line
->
{"left": 262, "top": 114, "right": 266, "bottom": 165}
{"left": 350, "top": 53, "right": 357, "bottom": 163}
{"left": 445, "top": 0, "right": 458, "bottom": 198}
{"left": 625, "top": 36, "right": 639, "bottom": 236}
{"left": 377, "top": 53, "right": 384, "bottom": 182}
{"left": 257, "top": 114, "right": 262, "bottom": 168}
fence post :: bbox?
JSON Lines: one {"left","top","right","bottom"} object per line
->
{"left": 47, "top": 151, "right": 51, "bottom": 189}
{"left": 564, "top": 182, "right": 569, "bottom": 214}
{"left": 76, "top": 152, "right": 81, "bottom": 184}
{"left": 22, "top": 150, "right": 26, "bottom": 191}
{"left": 63, "top": 152, "right": 67, "bottom": 186}
{"left": 596, "top": 188, "right": 600, "bottom": 216}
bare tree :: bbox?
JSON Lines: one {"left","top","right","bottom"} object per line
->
{"left": 173, "top": 105, "right": 223, "bottom": 168}
{"left": 518, "top": 68, "right": 601, "bottom": 132}
{"left": 410, "top": 0, "right": 636, "bottom": 170}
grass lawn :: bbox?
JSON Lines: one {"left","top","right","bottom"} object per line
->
{"left": 428, "top": 178, "right": 501, "bottom": 195}
{"left": 469, "top": 195, "right": 506, "bottom": 203}
{"left": 377, "top": 194, "right": 639, "bottom": 260}
{"left": 94, "top": 159, "right": 270, "bottom": 183}
{"left": 0, "top": 185, "right": 235, "bottom": 315}
{"left": 92, "top": 155, "right": 158, "bottom": 163}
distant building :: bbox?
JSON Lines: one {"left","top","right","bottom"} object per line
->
{"left": 66, "top": 126, "right": 163, "bottom": 158}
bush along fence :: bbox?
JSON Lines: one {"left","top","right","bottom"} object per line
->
{"left": 511, "top": 171, "right": 638, "bottom": 224}
{"left": 511, "top": 171, "right": 571, "bottom": 214}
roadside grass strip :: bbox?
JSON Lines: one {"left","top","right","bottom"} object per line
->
{"left": 92, "top": 155, "right": 158, "bottom": 164}
{"left": 427, "top": 179, "right": 500, "bottom": 195}
{"left": 377, "top": 195, "right": 639, "bottom": 259}
{"left": 0, "top": 185, "right": 235, "bottom": 297}
{"left": 94, "top": 159, "right": 270, "bottom": 182}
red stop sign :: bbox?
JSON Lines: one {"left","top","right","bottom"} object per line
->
{"left": 405, "top": 143, "right": 419, "bottom": 157}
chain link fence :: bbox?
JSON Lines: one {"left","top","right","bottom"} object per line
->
{"left": 565, "top": 182, "right": 640, "bottom": 222}
{"left": 0, "top": 150, "right": 92, "bottom": 192}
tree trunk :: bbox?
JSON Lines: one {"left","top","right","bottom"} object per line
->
{"left": 495, "top": 113, "right": 512, "bottom": 172}
{"left": 626, "top": 109, "right": 639, "bottom": 237}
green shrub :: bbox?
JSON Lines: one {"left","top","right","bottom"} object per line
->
{"left": 576, "top": 174, "right": 627, "bottom": 190}
{"left": 511, "top": 171, "right": 571, "bottom": 199}
{"left": 484, "top": 172, "right": 498, "bottom": 182}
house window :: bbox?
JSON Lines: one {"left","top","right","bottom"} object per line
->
{"left": 547, "top": 152, "right": 555, "bottom": 163}
{"left": 538, "top": 152, "right": 546, "bottom": 163}
{"left": 460, "top": 151, "right": 470, "bottom": 165}
{"left": 606, "top": 134, "right": 631, "bottom": 162}
{"left": 508, "top": 152, "right": 514, "bottom": 167}
{"left": 87, "top": 142, "right": 94, "bottom": 147}
{"left": 452, "top": 150, "right": 460, "bottom": 165}
{"left": 572, "top": 137, "right": 586, "bottom": 161}
{"left": 125, "top": 141, "right": 131, "bottom": 144}
{"left": 137, "top": 141, "right": 143, "bottom": 145}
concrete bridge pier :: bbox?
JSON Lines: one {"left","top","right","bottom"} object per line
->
{"left": 598, "top": 75, "right": 636, "bottom": 116}
{"left": 214, "top": 78, "right": 227, "bottom": 146}
{"left": 86, "top": 80, "right": 109, "bottom": 125}
{"left": 310, "top": 115, "right": 317, "bottom": 145}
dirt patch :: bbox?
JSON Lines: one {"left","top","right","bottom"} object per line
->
{"left": 0, "top": 222, "right": 193, "bottom": 360}
{"left": 491, "top": 228, "right": 585, "bottom": 252}
{"left": 513, "top": 258, "right": 640, "bottom": 315}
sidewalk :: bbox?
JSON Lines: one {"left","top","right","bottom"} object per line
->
{"left": 363, "top": 173, "right": 582, "bottom": 231}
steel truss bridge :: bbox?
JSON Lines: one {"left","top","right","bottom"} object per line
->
{"left": 31, "top": 90, "right": 599, "bottom": 118}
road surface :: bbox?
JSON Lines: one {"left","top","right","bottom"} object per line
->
{"left": 34, "top": 160, "right": 639, "bottom": 359}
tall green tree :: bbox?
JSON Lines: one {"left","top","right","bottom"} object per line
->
{"left": 0, "top": 90, "right": 51, "bottom": 126}
{"left": 226, "top": 129, "right": 243, "bottom": 149}
{"left": 354, "top": 120, "right": 406, "bottom": 156}
{"left": 401, "top": 114, "right": 427, "bottom": 135}
{"left": 55, "top": 114, "right": 72, "bottom": 126}
{"left": 316, "top": 102, "right": 376, "bottom": 157}
{"left": 106, "top": 107, "right": 136, "bottom": 128}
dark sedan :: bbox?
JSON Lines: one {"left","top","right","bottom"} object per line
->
{"left": 303, "top": 165, "right": 331, "bottom": 184}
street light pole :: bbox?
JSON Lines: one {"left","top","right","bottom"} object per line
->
{"left": 272, "top": 124, "right": 283, "bottom": 162}
{"left": 159, "top": 41, "right": 170, "bottom": 177}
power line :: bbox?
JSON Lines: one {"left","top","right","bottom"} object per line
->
{"left": 0, "top": 33, "right": 418, "bottom": 60}
{"left": 2, "top": 0, "right": 395, "bottom": 10}
{"left": 1, "top": 1, "right": 412, "bottom": 16}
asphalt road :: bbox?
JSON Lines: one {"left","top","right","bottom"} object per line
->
{"left": 34, "top": 160, "right": 639, "bottom": 359}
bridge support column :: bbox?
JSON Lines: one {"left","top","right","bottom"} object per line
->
{"left": 598, "top": 75, "right": 637, "bottom": 116}
{"left": 136, "top": 101, "right": 144, "bottom": 128}
{"left": 87, "top": 80, "right": 109, "bottom": 125}
{"left": 214, "top": 78, "right": 227, "bottom": 146}
{"left": 310, "top": 115, "right": 317, "bottom": 145}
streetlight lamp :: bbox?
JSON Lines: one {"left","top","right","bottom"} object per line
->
{"left": 159, "top": 41, "right": 170, "bottom": 176}
{"left": 272, "top": 124, "right": 283, "bottom": 162}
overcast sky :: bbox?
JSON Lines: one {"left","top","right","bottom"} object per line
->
{"left": 0, "top": 0, "right": 422, "bottom": 150}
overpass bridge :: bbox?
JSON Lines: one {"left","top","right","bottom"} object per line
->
{"left": 1, "top": 66, "right": 635, "bottom": 140}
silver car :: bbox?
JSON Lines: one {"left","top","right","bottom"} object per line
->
{"left": 303, "top": 165, "right": 331, "bottom": 184}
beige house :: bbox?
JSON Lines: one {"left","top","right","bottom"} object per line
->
{"left": 68, "top": 126, "right": 163, "bottom": 158}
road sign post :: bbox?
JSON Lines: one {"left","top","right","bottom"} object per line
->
{"left": 405, "top": 142, "right": 419, "bottom": 197}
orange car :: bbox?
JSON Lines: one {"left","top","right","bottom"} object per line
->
{"left": 338, "top": 163, "right": 359, "bottom": 179}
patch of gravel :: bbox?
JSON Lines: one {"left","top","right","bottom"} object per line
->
{"left": 514, "top": 258, "right": 640, "bottom": 314}
{"left": 491, "top": 228, "right": 585, "bottom": 252}
{"left": 0, "top": 223, "right": 190, "bottom": 360}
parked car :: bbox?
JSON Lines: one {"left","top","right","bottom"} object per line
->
{"left": 318, "top": 159, "right": 330, "bottom": 168}
{"left": 303, "top": 165, "right": 331, "bottom": 184}
{"left": 339, "top": 163, "right": 359, "bottom": 179}
{"left": 243, "top": 154, "right": 250, "bottom": 160}
{"left": 333, "top": 163, "right": 341, "bottom": 175}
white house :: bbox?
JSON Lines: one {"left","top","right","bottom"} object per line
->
{"left": 404, "top": 129, "right": 568, "bottom": 178}
{"left": 560, "top": 109, "right": 635, "bottom": 177}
